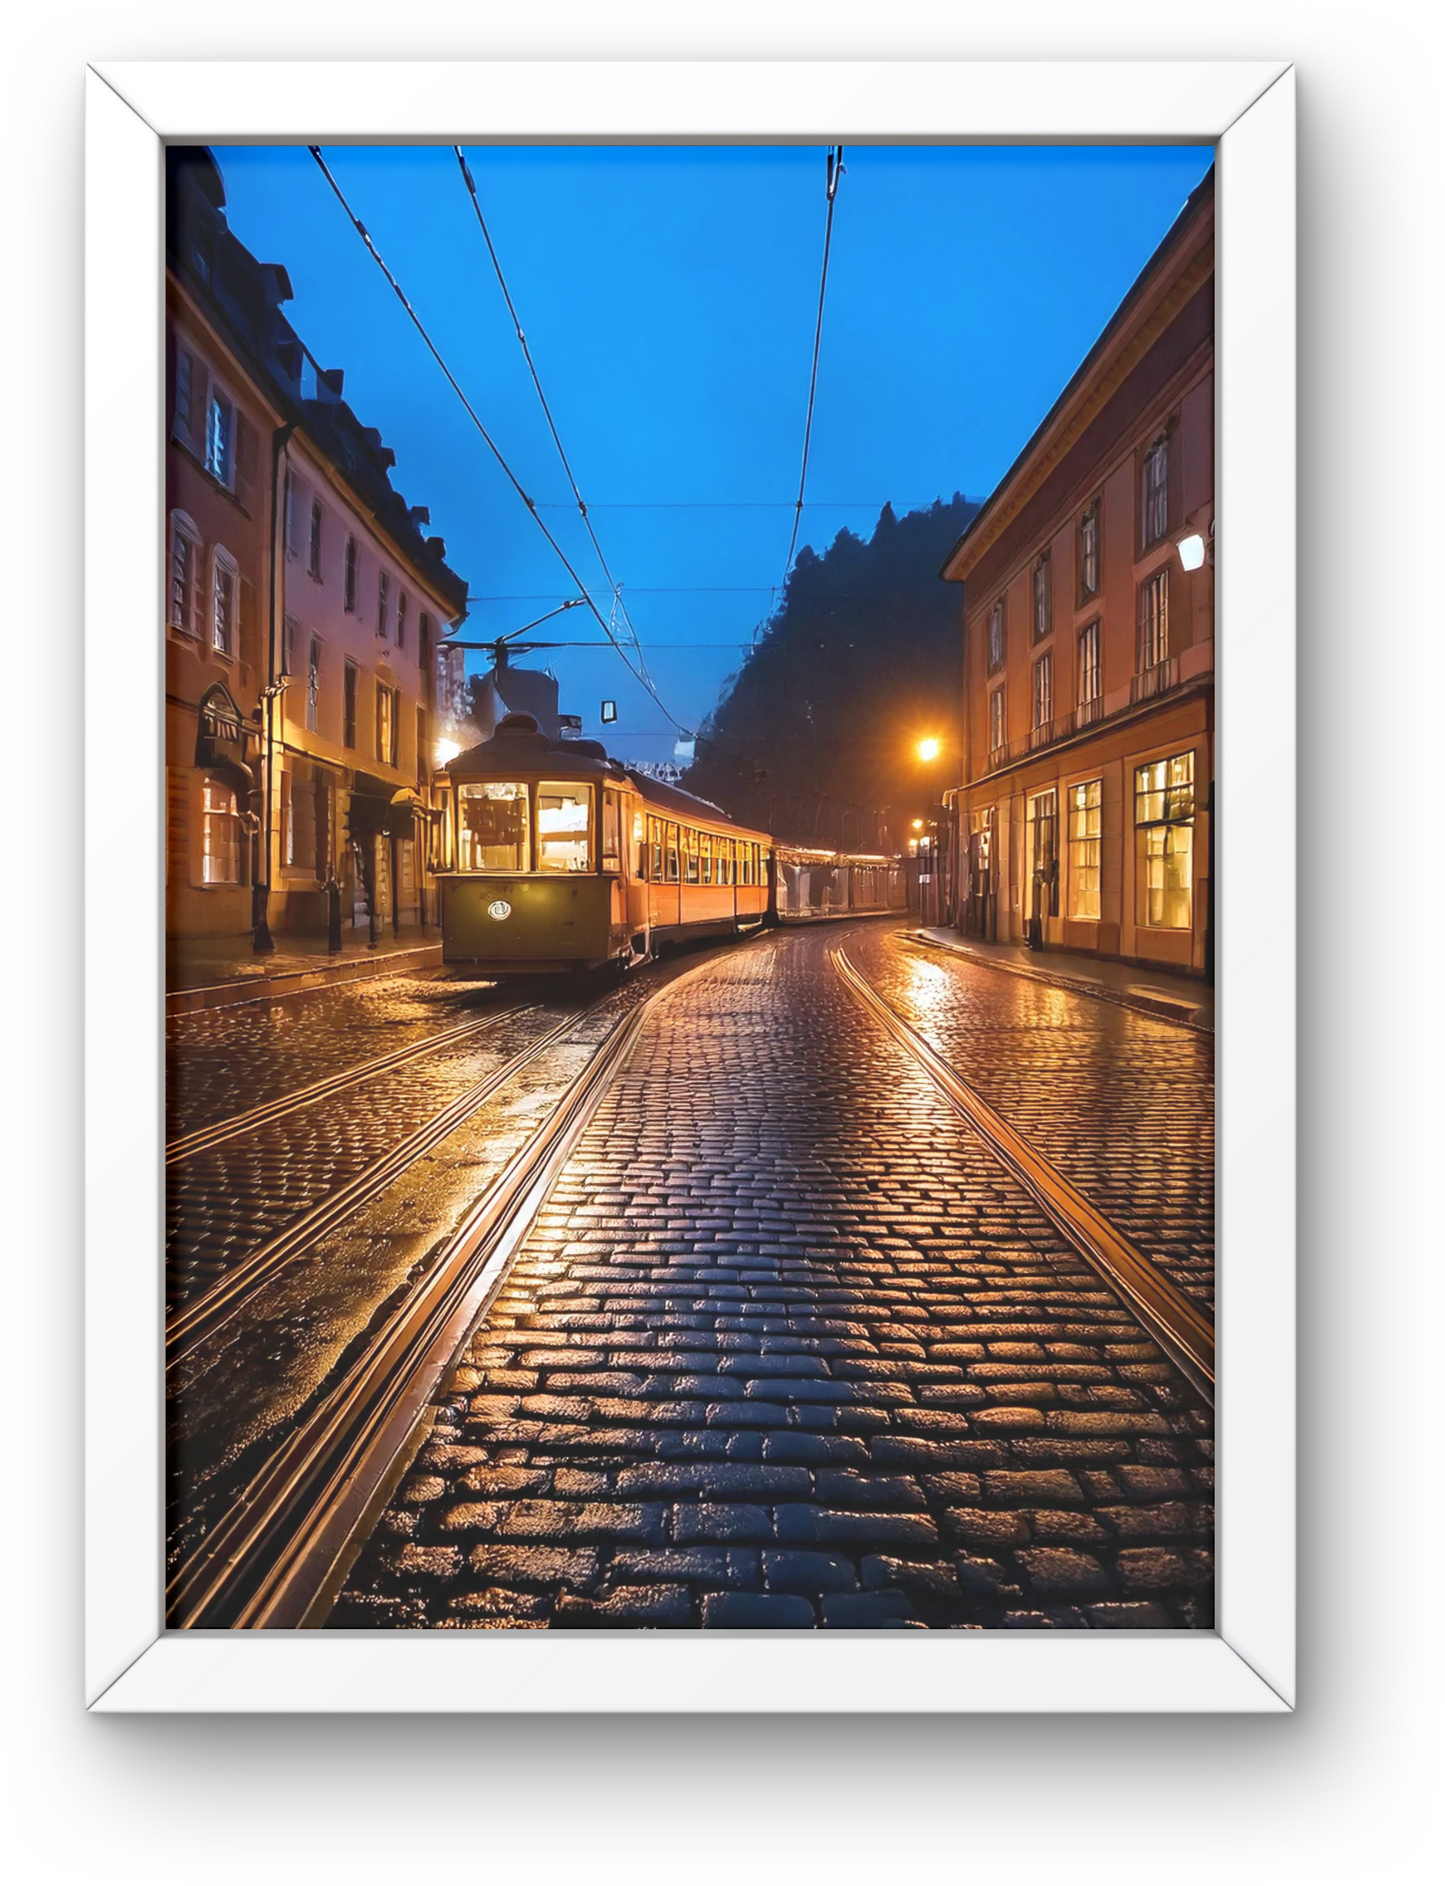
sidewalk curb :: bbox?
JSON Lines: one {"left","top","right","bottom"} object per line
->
{"left": 166, "top": 943, "right": 444, "bottom": 1018}
{"left": 901, "top": 929, "right": 1213, "bottom": 1034}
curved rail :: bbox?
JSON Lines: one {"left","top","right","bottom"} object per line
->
{"left": 167, "top": 965, "right": 696, "bottom": 1631}
{"left": 166, "top": 1000, "right": 535, "bottom": 1165}
{"left": 166, "top": 1001, "right": 590, "bottom": 1361}
{"left": 831, "top": 947, "right": 1215, "bottom": 1404}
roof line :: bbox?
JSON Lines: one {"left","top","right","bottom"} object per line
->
{"left": 939, "top": 163, "right": 1215, "bottom": 583}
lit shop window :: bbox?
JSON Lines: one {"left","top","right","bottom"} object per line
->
{"left": 1068, "top": 779, "right": 1103, "bottom": 920}
{"left": 538, "top": 783, "right": 593, "bottom": 872}
{"left": 1026, "top": 788, "right": 1060, "bottom": 918}
{"left": 201, "top": 778, "right": 242, "bottom": 884}
{"left": 1135, "top": 752, "right": 1195, "bottom": 929}
{"left": 458, "top": 781, "right": 529, "bottom": 871}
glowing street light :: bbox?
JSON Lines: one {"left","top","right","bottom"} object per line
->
{"left": 911, "top": 818, "right": 924, "bottom": 831}
{"left": 916, "top": 736, "right": 942, "bottom": 762}
{"left": 434, "top": 737, "right": 462, "bottom": 767}
{"left": 1177, "top": 532, "right": 1206, "bottom": 571}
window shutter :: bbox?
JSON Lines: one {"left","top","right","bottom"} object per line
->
{"left": 166, "top": 767, "right": 190, "bottom": 886}
{"left": 238, "top": 576, "right": 259, "bottom": 677}
{"left": 234, "top": 414, "right": 258, "bottom": 515}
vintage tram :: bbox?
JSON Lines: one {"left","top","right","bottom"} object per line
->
{"left": 433, "top": 713, "right": 772, "bottom": 973}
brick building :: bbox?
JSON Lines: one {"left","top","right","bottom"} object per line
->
{"left": 941, "top": 167, "right": 1215, "bottom": 978}
{"left": 164, "top": 147, "right": 468, "bottom": 955}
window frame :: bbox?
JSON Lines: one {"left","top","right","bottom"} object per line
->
{"left": 209, "top": 544, "right": 239, "bottom": 659}
{"left": 199, "top": 775, "right": 243, "bottom": 886}
{"left": 986, "top": 597, "right": 1006, "bottom": 674}
{"left": 343, "top": 536, "right": 358, "bottom": 614}
{"left": 306, "top": 635, "right": 322, "bottom": 735}
{"left": 1078, "top": 618, "right": 1103, "bottom": 709}
{"left": 377, "top": 569, "right": 390, "bottom": 641}
{"left": 1031, "top": 650, "right": 1053, "bottom": 731}
{"left": 1138, "top": 565, "right": 1171, "bottom": 673}
{"left": 1133, "top": 750, "right": 1196, "bottom": 931}
{"left": 1077, "top": 497, "right": 1101, "bottom": 603}
{"left": 456, "top": 779, "right": 531, "bottom": 874}
{"left": 1066, "top": 777, "right": 1103, "bottom": 921}
{"left": 376, "top": 681, "right": 398, "bottom": 769}
{"left": 1031, "top": 551, "right": 1052, "bottom": 643}
{"left": 204, "top": 381, "right": 236, "bottom": 490}
{"left": 343, "top": 659, "right": 359, "bottom": 750}
{"left": 536, "top": 780, "right": 595, "bottom": 874}
{"left": 1141, "top": 432, "right": 1170, "bottom": 549}
{"left": 308, "top": 497, "right": 324, "bottom": 580}
{"left": 988, "top": 683, "right": 1007, "bottom": 757}
{"left": 167, "top": 509, "right": 203, "bottom": 638}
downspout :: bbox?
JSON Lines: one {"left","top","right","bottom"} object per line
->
{"left": 252, "top": 419, "right": 297, "bottom": 953}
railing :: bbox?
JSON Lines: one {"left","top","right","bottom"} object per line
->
{"left": 983, "top": 664, "right": 1184, "bottom": 774}
{"left": 1131, "top": 657, "right": 1179, "bottom": 704}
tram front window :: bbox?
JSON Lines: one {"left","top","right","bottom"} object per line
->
{"left": 458, "top": 781, "right": 529, "bottom": 871}
{"left": 538, "top": 782, "right": 593, "bottom": 872}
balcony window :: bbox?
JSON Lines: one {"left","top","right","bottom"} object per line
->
{"left": 1138, "top": 567, "right": 1169, "bottom": 673}
{"left": 1142, "top": 436, "right": 1169, "bottom": 546}
{"left": 1032, "top": 652, "right": 1053, "bottom": 730}
{"left": 988, "top": 684, "right": 1006, "bottom": 756}
{"left": 987, "top": 599, "right": 1006, "bottom": 673}
{"left": 1078, "top": 501, "right": 1100, "bottom": 600}
{"left": 1078, "top": 620, "right": 1102, "bottom": 709}
{"left": 1032, "top": 554, "right": 1051, "bottom": 642}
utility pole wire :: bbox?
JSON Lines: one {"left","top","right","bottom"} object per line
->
{"left": 307, "top": 145, "right": 690, "bottom": 735}
{"left": 453, "top": 147, "right": 656, "bottom": 689}
{"left": 780, "top": 146, "right": 845, "bottom": 598}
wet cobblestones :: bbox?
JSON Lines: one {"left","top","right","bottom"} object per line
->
{"left": 852, "top": 933, "right": 1215, "bottom": 1308}
{"left": 166, "top": 972, "right": 501, "bottom": 1141}
{"left": 166, "top": 1001, "right": 582, "bottom": 1305}
{"left": 332, "top": 924, "right": 1214, "bottom": 1632}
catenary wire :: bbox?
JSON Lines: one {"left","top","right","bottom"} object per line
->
{"left": 307, "top": 145, "right": 690, "bottom": 734}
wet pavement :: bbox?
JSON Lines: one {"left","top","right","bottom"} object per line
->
{"left": 326, "top": 920, "right": 1214, "bottom": 1632}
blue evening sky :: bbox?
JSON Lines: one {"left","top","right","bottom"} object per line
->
{"left": 213, "top": 141, "right": 1213, "bottom": 763}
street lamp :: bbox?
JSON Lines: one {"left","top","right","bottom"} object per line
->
{"left": 1177, "top": 532, "right": 1206, "bottom": 570}
{"left": 916, "top": 736, "right": 942, "bottom": 763}
{"left": 434, "top": 737, "right": 462, "bottom": 767}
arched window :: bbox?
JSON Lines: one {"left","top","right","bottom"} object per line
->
{"left": 168, "top": 510, "right": 203, "bottom": 636}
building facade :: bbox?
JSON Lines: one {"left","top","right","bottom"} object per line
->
{"left": 164, "top": 148, "right": 468, "bottom": 955}
{"left": 941, "top": 168, "right": 1215, "bottom": 978}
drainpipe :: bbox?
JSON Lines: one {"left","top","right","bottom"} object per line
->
{"left": 252, "top": 419, "right": 298, "bottom": 954}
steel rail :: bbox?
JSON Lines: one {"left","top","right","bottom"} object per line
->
{"left": 165, "top": 1001, "right": 595, "bottom": 1362}
{"left": 831, "top": 948, "right": 1215, "bottom": 1404}
{"left": 166, "top": 1001, "right": 535, "bottom": 1165}
{"left": 166, "top": 965, "right": 697, "bottom": 1631}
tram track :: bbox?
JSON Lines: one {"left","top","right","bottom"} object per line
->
{"left": 165, "top": 999, "right": 536, "bottom": 1166}
{"left": 166, "top": 996, "right": 603, "bottom": 1360}
{"left": 166, "top": 952, "right": 716, "bottom": 1631}
{"left": 831, "top": 946, "right": 1215, "bottom": 1404}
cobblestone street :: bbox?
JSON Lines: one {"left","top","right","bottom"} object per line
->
{"left": 331, "top": 921, "right": 1214, "bottom": 1631}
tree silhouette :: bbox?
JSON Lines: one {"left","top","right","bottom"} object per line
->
{"left": 683, "top": 495, "right": 978, "bottom": 852}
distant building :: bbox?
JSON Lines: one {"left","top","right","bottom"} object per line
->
{"left": 164, "top": 147, "right": 469, "bottom": 952}
{"left": 941, "top": 167, "right": 1214, "bottom": 978}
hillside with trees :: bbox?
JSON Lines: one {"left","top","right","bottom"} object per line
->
{"left": 681, "top": 495, "right": 979, "bottom": 851}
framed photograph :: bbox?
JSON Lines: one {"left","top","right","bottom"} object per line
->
{"left": 86, "top": 58, "right": 1294, "bottom": 1711}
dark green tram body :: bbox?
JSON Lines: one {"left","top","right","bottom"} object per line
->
{"left": 436, "top": 713, "right": 772, "bottom": 974}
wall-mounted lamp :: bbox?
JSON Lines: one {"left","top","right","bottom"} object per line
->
{"left": 1177, "top": 532, "right": 1207, "bottom": 571}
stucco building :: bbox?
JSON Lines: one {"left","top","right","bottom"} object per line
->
{"left": 164, "top": 147, "right": 468, "bottom": 957}
{"left": 941, "top": 167, "right": 1215, "bottom": 978}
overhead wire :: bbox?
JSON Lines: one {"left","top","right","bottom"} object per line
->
{"left": 778, "top": 146, "right": 845, "bottom": 611}
{"left": 453, "top": 146, "right": 655, "bottom": 689}
{"left": 307, "top": 144, "right": 691, "bottom": 735}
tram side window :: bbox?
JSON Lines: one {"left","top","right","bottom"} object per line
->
{"left": 633, "top": 810, "right": 648, "bottom": 879}
{"left": 738, "top": 843, "right": 751, "bottom": 887}
{"left": 717, "top": 838, "right": 732, "bottom": 886}
{"left": 538, "top": 781, "right": 593, "bottom": 872}
{"left": 650, "top": 816, "right": 664, "bottom": 881}
{"left": 602, "top": 790, "right": 622, "bottom": 872}
{"left": 684, "top": 826, "right": 700, "bottom": 885}
{"left": 665, "top": 822, "right": 680, "bottom": 883}
{"left": 458, "top": 781, "right": 528, "bottom": 871}
{"left": 700, "top": 832, "right": 713, "bottom": 885}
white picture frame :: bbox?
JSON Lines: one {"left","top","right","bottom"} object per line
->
{"left": 86, "top": 57, "right": 1294, "bottom": 1713}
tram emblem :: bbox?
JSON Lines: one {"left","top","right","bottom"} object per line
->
{"left": 487, "top": 899, "right": 513, "bottom": 921}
